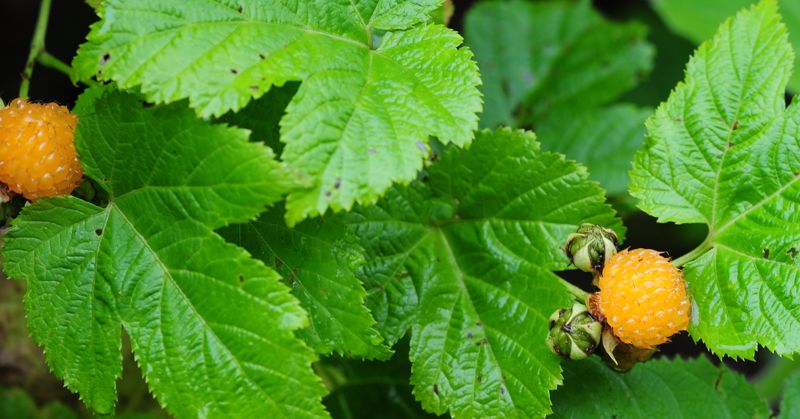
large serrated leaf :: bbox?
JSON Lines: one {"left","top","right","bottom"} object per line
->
{"left": 348, "top": 128, "right": 622, "bottom": 417}
{"left": 73, "top": 0, "right": 482, "bottom": 225}
{"left": 1, "top": 88, "right": 328, "bottom": 417}
{"left": 221, "top": 204, "right": 392, "bottom": 360}
{"left": 551, "top": 357, "right": 769, "bottom": 418}
{"left": 630, "top": 0, "right": 800, "bottom": 358}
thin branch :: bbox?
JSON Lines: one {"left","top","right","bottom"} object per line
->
{"left": 559, "top": 277, "right": 588, "bottom": 301}
{"left": 671, "top": 237, "right": 713, "bottom": 267}
{"left": 19, "top": 0, "right": 53, "bottom": 99}
{"left": 37, "top": 51, "right": 73, "bottom": 79}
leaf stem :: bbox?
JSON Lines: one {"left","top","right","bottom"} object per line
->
{"left": 37, "top": 51, "right": 72, "bottom": 78}
{"left": 19, "top": 0, "right": 53, "bottom": 99}
{"left": 559, "top": 278, "right": 588, "bottom": 301}
{"left": 754, "top": 356, "right": 800, "bottom": 403}
{"left": 671, "top": 238, "right": 712, "bottom": 267}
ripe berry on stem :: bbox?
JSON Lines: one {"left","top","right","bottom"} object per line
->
{"left": 0, "top": 98, "right": 83, "bottom": 201}
{"left": 598, "top": 248, "right": 691, "bottom": 349}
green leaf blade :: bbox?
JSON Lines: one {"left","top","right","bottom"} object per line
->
{"left": 465, "top": 0, "right": 652, "bottom": 128}
{"left": 3, "top": 198, "right": 118, "bottom": 413}
{"left": 3, "top": 88, "right": 328, "bottom": 417}
{"left": 551, "top": 357, "right": 770, "bottom": 418}
{"left": 348, "top": 128, "right": 622, "bottom": 417}
{"left": 74, "top": 0, "right": 481, "bottom": 225}
{"left": 537, "top": 104, "right": 651, "bottom": 196}
{"left": 222, "top": 205, "right": 392, "bottom": 360}
{"left": 781, "top": 371, "right": 800, "bottom": 418}
{"left": 630, "top": 0, "right": 800, "bottom": 357}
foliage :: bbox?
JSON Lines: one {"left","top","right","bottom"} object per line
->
{"left": 346, "top": 128, "right": 621, "bottom": 417}
{"left": 631, "top": 0, "right": 800, "bottom": 359}
{"left": 552, "top": 357, "right": 769, "bottom": 418}
{"left": 653, "top": 0, "right": 800, "bottom": 91}
{"left": 465, "top": 0, "right": 653, "bottom": 194}
{"left": 3, "top": 88, "right": 327, "bottom": 417}
{"left": 72, "top": 0, "right": 482, "bottom": 225}
{"left": 781, "top": 371, "right": 800, "bottom": 418}
{"left": 1, "top": 0, "right": 798, "bottom": 417}
{"left": 0, "top": 387, "right": 76, "bottom": 419}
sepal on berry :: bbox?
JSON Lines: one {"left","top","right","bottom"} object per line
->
{"left": 547, "top": 303, "right": 602, "bottom": 360}
{"left": 565, "top": 223, "right": 619, "bottom": 272}
{"left": 599, "top": 326, "right": 655, "bottom": 371}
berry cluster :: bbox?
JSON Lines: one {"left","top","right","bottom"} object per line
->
{"left": 548, "top": 223, "right": 691, "bottom": 370}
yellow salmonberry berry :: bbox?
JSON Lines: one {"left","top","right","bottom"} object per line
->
{"left": 598, "top": 248, "right": 690, "bottom": 349}
{"left": 0, "top": 98, "right": 82, "bottom": 200}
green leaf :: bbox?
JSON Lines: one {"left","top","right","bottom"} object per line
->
{"left": 73, "top": 0, "right": 482, "bottom": 224}
{"left": 218, "top": 82, "right": 299, "bottom": 154}
{"left": 465, "top": 0, "right": 653, "bottom": 128}
{"left": 318, "top": 338, "right": 437, "bottom": 419}
{"left": 0, "top": 387, "right": 77, "bottom": 419}
{"left": 653, "top": 0, "right": 800, "bottom": 92}
{"left": 630, "top": 0, "right": 800, "bottom": 358}
{"left": 220, "top": 204, "right": 392, "bottom": 360}
{"left": 348, "top": 128, "right": 622, "bottom": 417}
{"left": 781, "top": 371, "right": 800, "bottom": 418}
{"left": 85, "top": 0, "right": 101, "bottom": 11}
{"left": 537, "top": 104, "right": 651, "bottom": 196}
{"left": 551, "top": 357, "right": 769, "bottom": 418}
{"left": 2, "top": 87, "right": 328, "bottom": 417}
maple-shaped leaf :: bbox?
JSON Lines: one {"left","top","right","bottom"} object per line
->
{"left": 630, "top": 0, "right": 800, "bottom": 358}
{"left": 347, "top": 128, "right": 622, "bottom": 417}
{"left": 1, "top": 87, "right": 328, "bottom": 417}
{"left": 73, "top": 0, "right": 482, "bottom": 225}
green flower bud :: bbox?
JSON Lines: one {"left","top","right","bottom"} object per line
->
{"left": 546, "top": 303, "right": 602, "bottom": 360}
{"left": 564, "top": 224, "right": 619, "bottom": 272}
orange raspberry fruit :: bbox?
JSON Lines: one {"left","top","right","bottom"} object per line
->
{"left": 598, "top": 248, "right": 690, "bottom": 349}
{"left": 0, "top": 98, "right": 82, "bottom": 200}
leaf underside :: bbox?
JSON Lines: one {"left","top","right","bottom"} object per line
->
{"left": 630, "top": 0, "right": 800, "bottom": 358}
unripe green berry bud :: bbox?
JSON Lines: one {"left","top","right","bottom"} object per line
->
{"left": 546, "top": 303, "right": 602, "bottom": 360}
{"left": 564, "top": 224, "right": 619, "bottom": 272}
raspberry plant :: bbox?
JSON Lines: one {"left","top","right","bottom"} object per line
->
{"left": 0, "top": 0, "right": 799, "bottom": 418}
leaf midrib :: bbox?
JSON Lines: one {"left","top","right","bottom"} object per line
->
{"left": 109, "top": 205, "right": 291, "bottom": 417}
{"left": 433, "top": 228, "right": 518, "bottom": 412}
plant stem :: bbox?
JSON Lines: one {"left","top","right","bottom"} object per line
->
{"left": 671, "top": 237, "right": 712, "bottom": 267}
{"left": 19, "top": 0, "right": 53, "bottom": 99}
{"left": 559, "top": 278, "right": 588, "bottom": 301}
{"left": 754, "top": 356, "right": 800, "bottom": 403}
{"left": 37, "top": 52, "right": 72, "bottom": 79}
